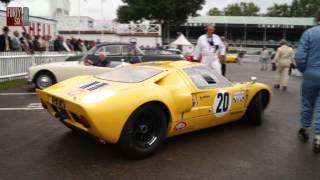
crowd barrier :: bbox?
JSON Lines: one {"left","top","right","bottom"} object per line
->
{"left": 0, "top": 52, "right": 81, "bottom": 82}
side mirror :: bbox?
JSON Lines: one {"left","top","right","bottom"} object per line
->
{"left": 250, "top": 76, "right": 257, "bottom": 84}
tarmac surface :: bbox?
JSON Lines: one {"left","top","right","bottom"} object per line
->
{"left": 0, "top": 61, "right": 319, "bottom": 180}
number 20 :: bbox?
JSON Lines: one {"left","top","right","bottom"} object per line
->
{"left": 216, "top": 92, "right": 229, "bottom": 113}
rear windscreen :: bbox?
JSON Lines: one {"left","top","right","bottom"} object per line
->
{"left": 96, "top": 66, "right": 163, "bottom": 83}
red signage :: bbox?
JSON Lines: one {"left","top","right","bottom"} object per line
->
{"left": 6, "top": 7, "right": 22, "bottom": 26}
{"left": 6, "top": 7, "right": 29, "bottom": 26}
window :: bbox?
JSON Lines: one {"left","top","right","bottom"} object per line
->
{"left": 96, "top": 66, "right": 163, "bottom": 83}
{"left": 183, "top": 66, "right": 231, "bottom": 89}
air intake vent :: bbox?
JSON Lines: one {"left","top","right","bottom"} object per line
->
{"left": 80, "top": 81, "right": 108, "bottom": 91}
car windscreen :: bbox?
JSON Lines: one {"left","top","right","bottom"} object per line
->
{"left": 95, "top": 66, "right": 163, "bottom": 83}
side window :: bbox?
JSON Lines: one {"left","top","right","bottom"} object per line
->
{"left": 95, "top": 47, "right": 105, "bottom": 55}
{"left": 184, "top": 66, "right": 229, "bottom": 89}
{"left": 104, "top": 45, "right": 121, "bottom": 55}
{"left": 122, "top": 45, "right": 133, "bottom": 56}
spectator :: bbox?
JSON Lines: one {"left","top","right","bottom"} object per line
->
{"left": 259, "top": 47, "right": 269, "bottom": 71}
{"left": 273, "top": 39, "right": 294, "bottom": 91}
{"left": 66, "top": 39, "right": 74, "bottom": 51}
{"left": 40, "top": 36, "right": 49, "bottom": 51}
{"left": 47, "top": 35, "right": 54, "bottom": 51}
{"left": 54, "top": 36, "right": 66, "bottom": 51}
{"left": 20, "top": 32, "right": 30, "bottom": 53}
{"left": 11, "top": 31, "right": 22, "bottom": 51}
{"left": 0, "top": 26, "right": 12, "bottom": 51}
{"left": 33, "top": 35, "right": 44, "bottom": 51}
{"left": 270, "top": 47, "right": 278, "bottom": 71}
{"left": 26, "top": 34, "right": 34, "bottom": 53}
{"left": 295, "top": 12, "right": 320, "bottom": 153}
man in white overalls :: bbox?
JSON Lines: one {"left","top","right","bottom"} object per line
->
{"left": 194, "top": 24, "right": 226, "bottom": 74}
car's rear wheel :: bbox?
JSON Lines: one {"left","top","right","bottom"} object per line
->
{"left": 244, "top": 92, "right": 264, "bottom": 126}
{"left": 119, "top": 104, "right": 167, "bottom": 159}
{"left": 35, "top": 71, "right": 56, "bottom": 89}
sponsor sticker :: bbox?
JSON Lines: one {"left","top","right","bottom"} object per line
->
{"left": 174, "top": 122, "right": 187, "bottom": 131}
{"left": 233, "top": 91, "right": 245, "bottom": 103}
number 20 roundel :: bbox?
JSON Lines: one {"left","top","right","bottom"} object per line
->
{"left": 213, "top": 90, "right": 231, "bottom": 117}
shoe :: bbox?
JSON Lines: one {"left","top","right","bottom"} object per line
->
{"left": 298, "top": 128, "right": 309, "bottom": 142}
{"left": 274, "top": 84, "right": 280, "bottom": 89}
{"left": 282, "top": 86, "right": 287, "bottom": 91}
{"left": 313, "top": 136, "right": 320, "bottom": 154}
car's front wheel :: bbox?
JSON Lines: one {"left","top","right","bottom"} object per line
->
{"left": 119, "top": 104, "right": 167, "bottom": 159}
{"left": 34, "top": 71, "right": 56, "bottom": 89}
{"left": 244, "top": 92, "right": 265, "bottom": 126}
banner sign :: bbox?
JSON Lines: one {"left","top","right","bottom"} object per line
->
{"left": 6, "top": 7, "right": 30, "bottom": 26}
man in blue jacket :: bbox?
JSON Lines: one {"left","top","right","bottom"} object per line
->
{"left": 295, "top": 13, "right": 320, "bottom": 153}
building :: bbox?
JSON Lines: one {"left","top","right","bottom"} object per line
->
{"left": 0, "top": 10, "right": 57, "bottom": 37}
{"left": 170, "top": 16, "right": 315, "bottom": 47}
{"left": 57, "top": 17, "right": 162, "bottom": 47}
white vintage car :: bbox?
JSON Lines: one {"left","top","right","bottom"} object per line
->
{"left": 28, "top": 60, "right": 127, "bottom": 89}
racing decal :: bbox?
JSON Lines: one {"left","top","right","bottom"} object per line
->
{"left": 213, "top": 90, "right": 231, "bottom": 117}
{"left": 233, "top": 91, "right": 245, "bottom": 103}
{"left": 174, "top": 122, "right": 187, "bottom": 131}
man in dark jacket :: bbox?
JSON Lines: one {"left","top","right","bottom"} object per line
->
{"left": 0, "top": 26, "right": 12, "bottom": 51}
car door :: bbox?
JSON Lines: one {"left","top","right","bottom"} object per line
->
{"left": 182, "top": 66, "right": 246, "bottom": 130}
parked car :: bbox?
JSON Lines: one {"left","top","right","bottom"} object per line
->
{"left": 29, "top": 43, "right": 184, "bottom": 89}
{"left": 37, "top": 60, "right": 271, "bottom": 159}
{"left": 28, "top": 58, "right": 127, "bottom": 89}
{"left": 65, "top": 43, "right": 184, "bottom": 63}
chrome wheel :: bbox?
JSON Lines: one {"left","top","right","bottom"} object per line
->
{"left": 35, "top": 73, "right": 54, "bottom": 89}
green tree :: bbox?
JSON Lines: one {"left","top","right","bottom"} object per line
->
{"left": 117, "top": 0, "right": 205, "bottom": 42}
{"left": 223, "top": 2, "right": 260, "bottom": 16}
{"left": 207, "top": 7, "right": 221, "bottom": 16}
{"left": 0, "top": 0, "right": 11, "bottom": 5}
{"left": 267, "top": 3, "right": 291, "bottom": 17}
{"left": 290, "top": 0, "right": 320, "bottom": 17}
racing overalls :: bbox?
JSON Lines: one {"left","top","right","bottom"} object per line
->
{"left": 295, "top": 25, "right": 320, "bottom": 135}
{"left": 194, "top": 34, "right": 226, "bottom": 74}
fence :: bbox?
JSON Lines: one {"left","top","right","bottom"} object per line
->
{"left": 0, "top": 52, "right": 81, "bottom": 82}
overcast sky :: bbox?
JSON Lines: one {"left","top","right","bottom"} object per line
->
{"left": 0, "top": 0, "right": 294, "bottom": 20}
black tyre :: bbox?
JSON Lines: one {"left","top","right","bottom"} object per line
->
{"left": 35, "top": 71, "right": 56, "bottom": 89}
{"left": 244, "top": 92, "right": 264, "bottom": 126}
{"left": 119, "top": 104, "right": 168, "bottom": 159}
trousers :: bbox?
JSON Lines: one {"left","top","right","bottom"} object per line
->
{"left": 276, "top": 65, "right": 290, "bottom": 86}
{"left": 300, "top": 68, "right": 320, "bottom": 134}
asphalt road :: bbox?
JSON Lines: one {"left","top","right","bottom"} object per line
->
{"left": 0, "top": 61, "right": 319, "bottom": 180}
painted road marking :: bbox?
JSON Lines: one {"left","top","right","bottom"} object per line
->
{"left": 0, "top": 93, "right": 36, "bottom": 96}
{"left": 0, "top": 103, "right": 43, "bottom": 111}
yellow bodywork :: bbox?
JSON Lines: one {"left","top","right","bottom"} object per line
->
{"left": 37, "top": 61, "right": 271, "bottom": 144}
{"left": 226, "top": 54, "right": 238, "bottom": 63}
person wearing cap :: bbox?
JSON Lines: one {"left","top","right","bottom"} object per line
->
{"left": 0, "top": 26, "right": 12, "bottom": 51}
{"left": 194, "top": 24, "right": 226, "bottom": 74}
{"left": 273, "top": 39, "right": 294, "bottom": 91}
{"left": 295, "top": 12, "right": 320, "bottom": 154}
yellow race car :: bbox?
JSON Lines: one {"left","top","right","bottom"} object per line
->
{"left": 37, "top": 61, "right": 271, "bottom": 159}
{"left": 226, "top": 54, "right": 239, "bottom": 63}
